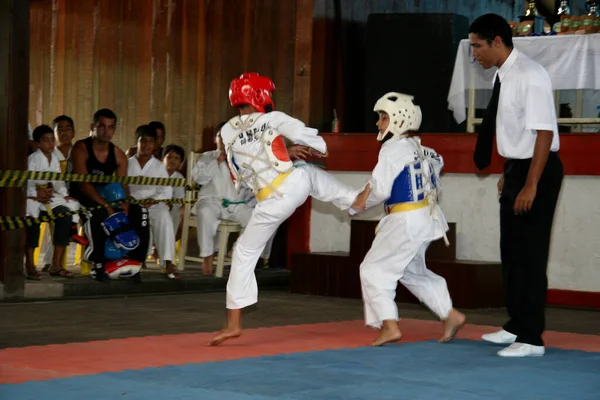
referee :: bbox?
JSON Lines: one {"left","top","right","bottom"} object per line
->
{"left": 469, "top": 14, "right": 563, "bottom": 357}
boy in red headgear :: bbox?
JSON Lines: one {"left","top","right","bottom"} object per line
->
{"left": 208, "top": 73, "right": 360, "bottom": 346}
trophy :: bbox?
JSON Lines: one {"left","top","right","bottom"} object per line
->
{"left": 519, "top": 0, "right": 545, "bottom": 34}
{"left": 557, "top": 0, "right": 571, "bottom": 16}
{"left": 525, "top": 0, "right": 539, "bottom": 17}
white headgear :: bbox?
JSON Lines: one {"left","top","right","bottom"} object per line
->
{"left": 373, "top": 92, "right": 422, "bottom": 141}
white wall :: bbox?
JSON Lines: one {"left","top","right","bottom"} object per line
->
{"left": 310, "top": 172, "right": 600, "bottom": 292}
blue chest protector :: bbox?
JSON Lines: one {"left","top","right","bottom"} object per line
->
{"left": 384, "top": 161, "right": 439, "bottom": 209}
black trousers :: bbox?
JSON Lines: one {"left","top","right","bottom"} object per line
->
{"left": 500, "top": 152, "right": 563, "bottom": 346}
{"left": 82, "top": 203, "right": 150, "bottom": 265}
{"left": 26, "top": 205, "right": 72, "bottom": 249}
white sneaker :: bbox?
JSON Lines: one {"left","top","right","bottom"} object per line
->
{"left": 497, "top": 343, "right": 545, "bottom": 357}
{"left": 481, "top": 329, "right": 517, "bottom": 345}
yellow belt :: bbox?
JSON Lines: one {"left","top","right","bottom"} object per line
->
{"left": 385, "top": 199, "right": 430, "bottom": 214}
{"left": 255, "top": 171, "right": 293, "bottom": 202}
{"left": 376, "top": 199, "right": 430, "bottom": 235}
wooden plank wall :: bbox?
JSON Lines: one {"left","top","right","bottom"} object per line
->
{"left": 29, "top": 0, "right": 299, "bottom": 155}
{"left": 200, "top": 0, "right": 300, "bottom": 151}
{"left": 310, "top": 0, "right": 516, "bottom": 133}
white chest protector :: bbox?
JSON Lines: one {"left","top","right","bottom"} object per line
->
{"left": 222, "top": 113, "right": 294, "bottom": 195}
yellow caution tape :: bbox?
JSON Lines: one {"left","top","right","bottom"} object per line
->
{"left": 0, "top": 198, "right": 195, "bottom": 231}
{"left": 0, "top": 169, "right": 192, "bottom": 188}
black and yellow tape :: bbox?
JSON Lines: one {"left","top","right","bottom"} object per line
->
{"left": 0, "top": 198, "right": 196, "bottom": 231}
{"left": 0, "top": 170, "right": 192, "bottom": 189}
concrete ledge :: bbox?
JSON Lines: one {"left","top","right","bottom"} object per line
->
{"left": 24, "top": 282, "right": 64, "bottom": 299}
{"left": 1, "top": 269, "right": 290, "bottom": 301}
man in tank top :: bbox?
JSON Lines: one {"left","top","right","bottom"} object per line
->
{"left": 71, "top": 109, "right": 151, "bottom": 281}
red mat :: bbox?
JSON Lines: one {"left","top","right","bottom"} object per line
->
{"left": 2, "top": 319, "right": 599, "bottom": 384}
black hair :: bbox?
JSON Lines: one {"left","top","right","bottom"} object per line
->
{"left": 148, "top": 121, "right": 165, "bottom": 135}
{"left": 52, "top": 115, "right": 75, "bottom": 131}
{"left": 214, "top": 121, "right": 227, "bottom": 137}
{"left": 164, "top": 144, "right": 185, "bottom": 162}
{"left": 468, "top": 13, "right": 514, "bottom": 48}
{"left": 32, "top": 124, "right": 54, "bottom": 143}
{"left": 93, "top": 108, "right": 118, "bottom": 125}
{"left": 135, "top": 124, "right": 158, "bottom": 141}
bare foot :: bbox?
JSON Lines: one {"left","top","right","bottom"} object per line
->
{"left": 439, "top": 309, "right": 466, "bottom": 343}
{"left": 202, "top": 256, "right": 214, "bottom": 276}
{"left": 207, "top": 327, "right": 242, "bottom": 346}
{"left": 371, "top": 320, "right": 402, "bottom": 347}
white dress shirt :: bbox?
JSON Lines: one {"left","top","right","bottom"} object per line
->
{"left": 496, "top": 48, "right": 560, "bottom": 159}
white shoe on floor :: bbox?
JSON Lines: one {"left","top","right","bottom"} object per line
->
{"left": 481, "top": 329, "right": 517, "bottom": 345}
{"left": 497, "top": 342, "right": 545, "bottom": 357}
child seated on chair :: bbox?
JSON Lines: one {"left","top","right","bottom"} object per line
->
{"left": 25, "top": 125, "right": 85, "bottom": 280}
{"left": 163, "top": 144, "right": 186, "bottom": 240}
{"left": 42, "top": 115, "right": 77, "bottom": 273}
{"left": 127, "top": 125, "right": 180, "bottom": 280}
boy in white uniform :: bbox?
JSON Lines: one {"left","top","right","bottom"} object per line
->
{"left": 128, "top": 125, "right": 179, "bottom": 279}
{"left": 42, "top": 115, "right": 77, "bottom": 272}
{"left": 351, "top": 93, "right": 465, "bottom": 346}
{"left": 193, "top": 122, "right": 274, "bottom": 276}
{"left": 209, "top": 72, "right": 359, "bottom": 346}
{"left": 25, "top": 125, "right": 81, "bottom": 279}
{"left": 162, "top": 144, "right": 186, "bottom": 236}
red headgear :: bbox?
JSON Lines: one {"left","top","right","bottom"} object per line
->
{"left": 229, "top": 72, "right": 276, "bottom": 113}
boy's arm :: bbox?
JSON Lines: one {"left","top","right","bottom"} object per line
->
{"left": 351, "top": 146, "right": 409, "bottom": 214}
{"left": 270, "top": 112, "right": 327, "bottom": 155}
{"left": 54, "top": 181, "right": 69, "bottom": 197}
{"left": 114, "top": 148, "right": 132, "bottom": 214}
{"left": 27, "top": 154, "right": 51, "bottom": 202}
{"left": 27, "top": 155, "right": 39, "bottom": 198}
{"left": 421, "top": 145, "right": 444, "bottom": 177}
{"left": 115, "top": 147, "right": 130, "bottom": 196}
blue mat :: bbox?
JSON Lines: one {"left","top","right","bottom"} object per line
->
{"left": 2, "top": 340, "right": 599, "bottom": 400}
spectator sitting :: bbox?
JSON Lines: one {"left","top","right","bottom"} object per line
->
{"left": 127, "top": 125, "right": 180, "bottom": 279}
{"left": 163, "top": 144, "right": 186, "bottom": 240}
{"left": 126, "top": 120, "right": 166, "bottom": 159}
{"left": 24, "top": 125, "right": 84, "bottom": 279}
{"left": 42, "top": 114, "right": 77, "bottom": 273}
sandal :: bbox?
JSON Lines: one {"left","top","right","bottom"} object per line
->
{"left": 49, "top": 268, "right": 74, "bottom": 278}
{"left": 166, "top": 271, "right": 180, "bottom": 280}
{"left": 25, "top": 270, "right": 42, "bottom": 280}
{"left": 166, "top": 268, "right": 180, "bottom": 280}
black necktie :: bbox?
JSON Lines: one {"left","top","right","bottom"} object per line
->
{"left": 473, "top": 75, "right": 501, "bottom": 170}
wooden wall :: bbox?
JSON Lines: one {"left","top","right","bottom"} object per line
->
{"left": 310, "top": 0, "right": 516, "bottom": 133}
{"left": 29, "top": 0, "right": 301, "bottom": 154}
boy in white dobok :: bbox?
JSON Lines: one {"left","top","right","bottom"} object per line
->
{"left": 192, "top": 123, "right": 274, "bottom": 276}
{"left": 128, "top": 125, "right": 179, "bottom": 280}
{"left": 351, "top": 93, "right": 465, "bottom": 346}
{"left": 208, "top": 72, "right": 359, "bottom": 346}
{"left": 162, "top": 144, "right": 186, "bottom": 236}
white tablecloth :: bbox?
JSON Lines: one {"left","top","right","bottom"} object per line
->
{"left": 447, "top": 33, "right": 600, "bottom": 124}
